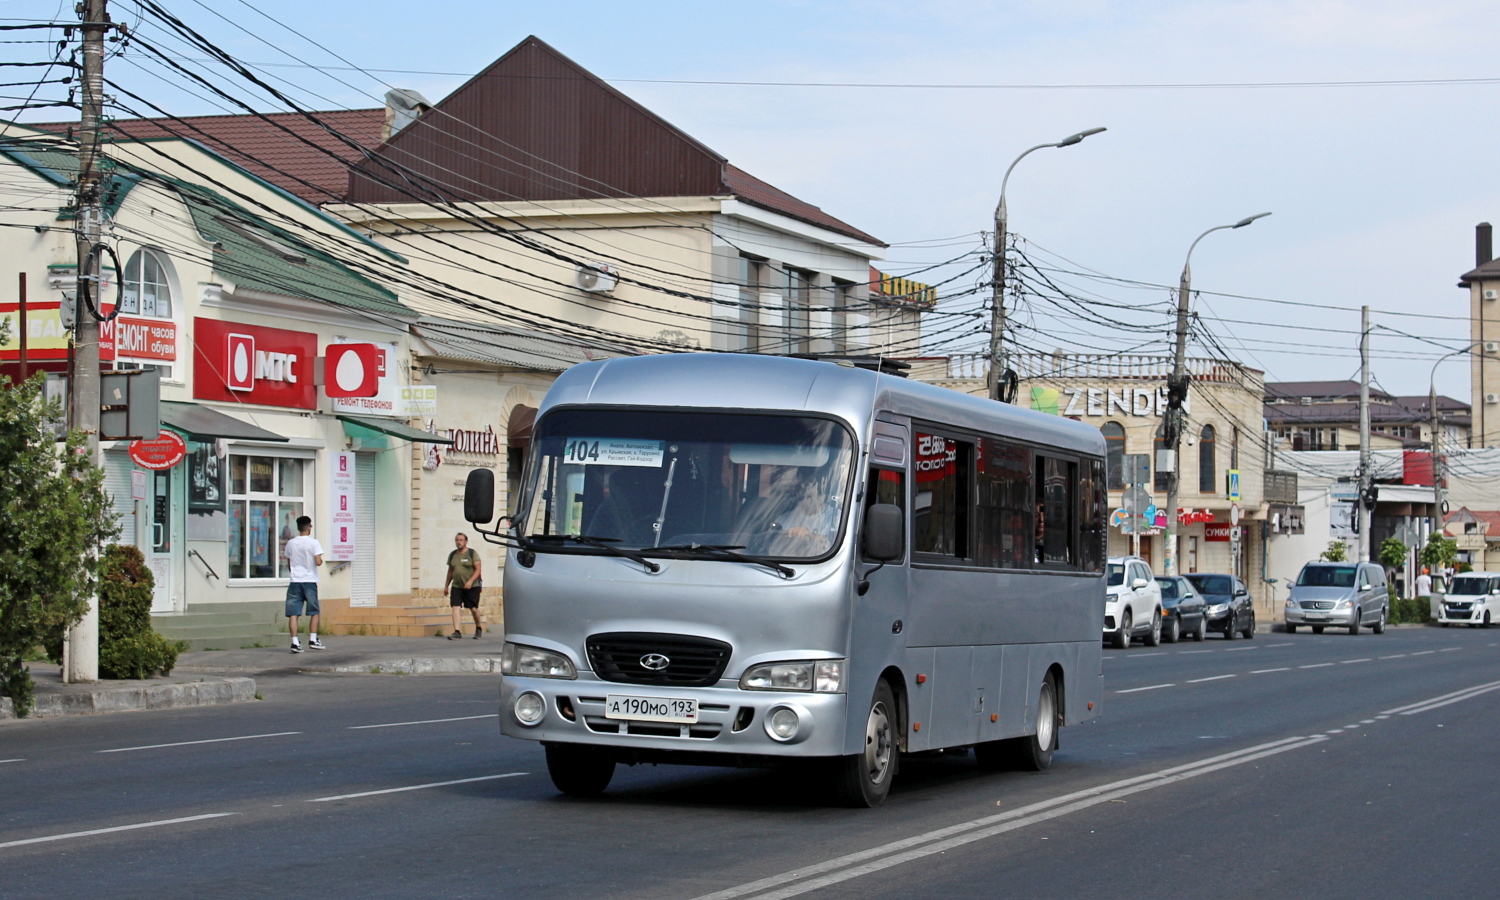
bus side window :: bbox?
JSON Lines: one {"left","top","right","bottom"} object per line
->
{"left": 1078, "top": 458, "right": 1106, "bottom": 572}
{"left": 975, "top": 436, "right": 1032, "bottom": 568}
{"left": 1035, "top": 456, "right": 1076, "bottom": 567}
{"left": 863, "top": 467, "right": 905, "bottom": 562}
{"left": 914, "top": 432, "right": 971, "bottom": 559}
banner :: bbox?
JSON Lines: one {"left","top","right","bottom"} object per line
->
{"left": 328, "top": 451, "right": 356, "bottom": 561}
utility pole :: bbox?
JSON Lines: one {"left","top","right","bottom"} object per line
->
{"left": 1430, "top": 380, "right": 1443, "bottom": 535}
{"left": 65, "top": 0, "right": 110, "bottom": 683}
{"left": 1357, "top": 304, "right": 1372, "bottom": 563}
{"left": 1162, "top": 213, "right": 1270, "bottom": 578}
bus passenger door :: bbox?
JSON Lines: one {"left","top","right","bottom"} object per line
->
{"left": 848, "top": 452, "right": 911, "bottom": 752}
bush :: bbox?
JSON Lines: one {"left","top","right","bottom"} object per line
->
{"left": 96, "top": 545, "right": 179, "bottom": 679}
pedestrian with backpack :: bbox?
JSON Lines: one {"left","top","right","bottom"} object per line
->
{"left": 445, "top": 532, "right": 483, "bottom": 639}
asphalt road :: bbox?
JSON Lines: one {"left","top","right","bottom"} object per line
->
{"left": 2, "top": 624, "right": 1497, "bottom": 899}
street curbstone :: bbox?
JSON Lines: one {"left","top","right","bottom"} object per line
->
{"left": 0, "top": 676, "right": 257, "bottom": 721}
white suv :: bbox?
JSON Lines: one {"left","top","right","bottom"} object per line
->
{"left": 1105, "top": 556, "right": 1164, "bottom": 648}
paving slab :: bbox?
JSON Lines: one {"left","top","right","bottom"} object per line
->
{"left": 174, "top": 633, "right": 504, "bottom": 676}
{"left": 1, "top": 664, "right": 256, "bottom": 720}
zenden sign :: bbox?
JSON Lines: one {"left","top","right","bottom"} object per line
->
{"left": 1029, "top": 385, "right": 1191, "bottom": 418}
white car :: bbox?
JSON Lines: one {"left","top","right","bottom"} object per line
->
{"left": 1105, "top": 556, "right": 1164, "bottom": 648}
{"left": 1438, "top": 571, "right": 1500, "bottom": 628}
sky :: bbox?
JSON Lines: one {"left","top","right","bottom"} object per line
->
{"left": 8, "top": 0, "right": 1499, "bottom": 400}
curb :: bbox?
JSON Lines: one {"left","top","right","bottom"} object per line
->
{"left": 0, "top": 676, "right": 257, "bottom": 721}
{"left": 178, "top": 658, "right": 500, "bottom": 676}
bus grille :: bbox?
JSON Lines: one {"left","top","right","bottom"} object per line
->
{"left": 586, "top": 632, "right": 732, "bottom": 687}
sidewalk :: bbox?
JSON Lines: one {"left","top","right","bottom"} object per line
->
{"left": 175, "top": 633, "right": 504, "bottom": 676}
{"left": 1, "top": 664, "right": 255, "bottom": 721}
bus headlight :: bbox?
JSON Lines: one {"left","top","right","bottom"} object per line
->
{"left": 513, "top": 691, "right": 545, "bottom": 726}
{"left": 765, "top": 706, "right": 800, "bottom": 741}
{"left": 501, "top": 642, "right": 577, "bottom": 679}
{"left": 740, "top": 659, "right": 845, "bottom": 693}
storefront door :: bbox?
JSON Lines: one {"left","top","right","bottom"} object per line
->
{"left": 149, "top": 466, "right": 184, "bottom": 613}
{"left": 350, "top": 452, "right": 377, "bottom": 606}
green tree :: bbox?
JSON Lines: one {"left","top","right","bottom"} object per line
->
{"left": 1320, "top": 540, "right": 1349, "bottom": 562}
{"left": 0, "top": 375, "right": 117, "bottom": 716}
{"left": 1378, "top": 537, "right": 1408, "bottom": 572}
{"left": 1419, "top": 532, "right": 1459, "bottom": 571}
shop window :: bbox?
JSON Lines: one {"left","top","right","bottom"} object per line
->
{"left": 1101, "top": 421, "right": 1125, "bottom": 490}
{"left": 975, "top": 437, "right": 1031, "bottom": 568}
{"left": 122, "top": 248, "right": 173, "bottom": 318}
{"left": 1036, "top": 456, "right": 1076, "bottom": 567}
{"left": 1199, "top": 425, "right": 1217, "bottom": 495}
{"left": 228, "top": 454, "right": 310, "bottom": 579}
{"left": 914, "top": 431, "right": 970, "bottom": 558}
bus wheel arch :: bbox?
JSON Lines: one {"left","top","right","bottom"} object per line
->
{"left": 879, "top": 666, "right": 909, "bottom": 753}
{"left": 1045, "top": 663, "right": 1066, "bottom": 727}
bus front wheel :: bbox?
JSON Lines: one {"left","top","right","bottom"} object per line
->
{"left": 545, "top": 744, "right": 616, "bottom": 797}
{"left": 832, "top": 680, "right": 898, "bottom": 808}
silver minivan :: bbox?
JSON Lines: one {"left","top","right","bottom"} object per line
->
{"left": 1285, "top": 562, "right": 1388, "bottom": 635}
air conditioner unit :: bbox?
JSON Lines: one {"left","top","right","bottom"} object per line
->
{"left": 1486, "top": 342, "right": 1500, "bottom": 354}
{"left": 1487, "top": 393, "right": 1500, "bottom": 405}
{"left": 575, "top": 263, "right": 618, "bottom": 294}
{"left": 1485, "top": 289, "right": 1498, "bottom": 301}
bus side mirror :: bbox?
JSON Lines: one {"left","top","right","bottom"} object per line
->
{"left": 464, "top": 468, "right": 495, "bottom": 525}
{"left": 863, "top": 503, "right": 903, "bottom": 561}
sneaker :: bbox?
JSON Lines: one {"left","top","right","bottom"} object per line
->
{"left": 290, "top": 643, "right": 304, "bottom": 654}
{"left": 308, "top": 638, "right": 326, "bottom": 650}
{"left": 448, "top": 630, "right": 462, "bottom": 640}
{"left": 473, "top": 627, "right": 482, "bottom": 640}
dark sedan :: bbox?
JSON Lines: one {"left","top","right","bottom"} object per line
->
{"left": 1183, "top": 573, "right": 1256, "bottom": 639}
{"left": 1155, "top": 576, "right": 1208, "bottom": 642}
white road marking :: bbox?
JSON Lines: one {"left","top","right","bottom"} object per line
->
{"left": 1382, "top": 679, "right": 1500, "bottom": 716}
{"left": 1265, "top": 642, "right": 1293, "bottom": 648}
{"left": 690, "top": 735, "right": 1328, "bottom": 900}
{"left": 1380, "top": 654, "right": 1407, "bottom": 659}
{"left": 1222, "top": 646, "right": 1259, "bottom": 652}
{"left": 0, "top": 759, "right": 24, "bottom": 764}
{"left": 1179, "top": 650, "right": 1214, "bottom": 655}
{"left": 1376, "top": 714, "right": 1391, "bottom": 719}
{"left": 1129, "top": 652, "right": 1167, "bottom": 657}
{"left": 1115, "top": 684, "right": 1175, "bottom": 694}
{"left": 1299, "top": 663, "right": 1335, "bottom": 669}
{"left": 1410, "top": 650, "right": 1436, "bottom": 656}
{"left": 96, "top": 732, "right": 301, "bottom": 754}
{"left": 1251, "top": 668, "right": 1291, "bottom": 674}
{"left": 1187, "top": 674, "right": 1236, "bottom": 683}
{"left": 307, "top": 772, "right": 527, "bottom": 802}
{"left": 0, "top": 813, "right": 237, "bottom": 850}
{"left": 1360, "top": 719, "right": 1375, "bottom": 724}
{"left": 348, "top": 714, "right": 498, "bottom": 730}
{"left": 1394, "top": 683, "right": 1500, "bottom": 716}
{"left": 1326, "top": 729, "right": 1343, "bottom": 734}
{"left": 1341, "top": 659, "right": 1372, "bottom": 664}
{"left": 1440, "top": 648, "right": 1461, "bottom": 653}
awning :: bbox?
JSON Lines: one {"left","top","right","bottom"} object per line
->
{"left": 160, "top": 400, "right": 289, "bottom": 442}
{"left": 338, "top": 414, "right": 453, "bottom": 445}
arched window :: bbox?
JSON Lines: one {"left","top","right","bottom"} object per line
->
{"left": 122, "top": 248, "right": 172, "bottom": 318}
{"left": 1101, "top": 422, "right": 1126, "bottom": 489}
{"left": 1199, "top": 424, "right": 1217, "bottom": 494}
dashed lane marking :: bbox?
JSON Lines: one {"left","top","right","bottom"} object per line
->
{"left": 1341, "top": 659, "right": 1372, "bottom": 664}
{"left": 1410, "top": 650, "right": 1436, "bottom": 656}
{"left": 1187, "top": 674, "right": 1237, "bottom": 683}
{"left": 96, "top": 733, "right": 301, "bottom": 754}
{"left": 1299, "top": 663, "right": 1335, "bottom": 669}
{"left": 1115, "top": 684, "right": 1175, "bottom": 694}
{"left": 0, "top": 759, "right": 24, "bottom": 764}
{"left": 307, "top": 772, "right": 528, "bottom": 803}
{"left": 1251, "top": 668, "right": 1291, "bottom": 674}
{"left": 1379, "top": 654, "right": 1408, "bottom": 659}
{"left": 1179, "top": 650, "right": 1214, "bottom": 655}
{"left": 348, "top": 714, "right": 498, "bottom": 730}
{"left": 0, "top": 814, "right": 237, "bottom": 850}
{"left": 1440, "top": 648, "right": 1462, "bottom": 653}
{"left": 1222, "top": 646, "right": 1259, "bottom": 652}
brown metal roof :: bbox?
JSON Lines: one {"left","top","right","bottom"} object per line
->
{"left": 723, "top": 164, "right": 882, "bottom": 245}
{"left": 30, "top": 109, "right": 385, "bottom": 205}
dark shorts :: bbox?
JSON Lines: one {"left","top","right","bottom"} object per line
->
{"left": 285, "top": 582, "right": 320, "bottom": 617}
{"left": 450, "top": 584, "right": 482, "bottom": 609}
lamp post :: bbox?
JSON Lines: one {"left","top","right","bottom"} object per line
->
{"left": 987, "top": 127, "right": 1107, "bottom": 402}
{"left": 1427, "top": 343, "right": 1478, "bottom": 536}
{"left": 1162, "top": 212, "right": 1271, "bottom": 578}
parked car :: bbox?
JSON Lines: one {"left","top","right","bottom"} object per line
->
{"left": 1105, "top": 556, "right": 1163, "bottom": 648}
{"left": 1438, "top": 571, "right": 1500, "bottom": 628}
{"left": 1155, "top": 576, "right": 1208, "bottom": 642}
{"left": 1284, "top": 562, "right": 1387, "bottom": 635}
{"left": 1184, "top": 573, "right": 1256, "bottom": 639}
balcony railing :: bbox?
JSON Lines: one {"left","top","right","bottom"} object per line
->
{"left": 914, "top": 352, "right": 1253, "bottom": 384}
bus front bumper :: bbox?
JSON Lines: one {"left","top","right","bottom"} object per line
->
{"left": 498, "top": 675, "right": 852, "bottom": 758}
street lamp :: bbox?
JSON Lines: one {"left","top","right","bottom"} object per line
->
{"left": 1427, "top": 342, "right": 1478, "bottom": 524}
{"left": 1162, "top": 212, "right": 1271, "bottom": 578}
{"left": 987, "top": 127, "right": 1107, "bottom": 402}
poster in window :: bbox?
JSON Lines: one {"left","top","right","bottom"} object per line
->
{"left": 187, "top": 442, "right": 225, "bottom": 513}
{"left": 249, "top": 503, "right": 271, "bottom": 566}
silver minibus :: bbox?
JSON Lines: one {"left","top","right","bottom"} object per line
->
{"left": 463, "top": 353, "right": 1106, "bottom": 806}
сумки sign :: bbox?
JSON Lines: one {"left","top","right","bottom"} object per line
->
{"left": 1030, "top": 386, "right": 1192, "bottom": 418}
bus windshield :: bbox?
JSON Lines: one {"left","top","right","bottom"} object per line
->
{"left": 523, "top": 409, "right": 855, "bottom": 560}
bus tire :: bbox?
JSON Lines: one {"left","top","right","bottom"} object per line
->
{"left": 832, "top": 680, "right": 898, "bottom": 808}
{"left": 1008, "top": 673, "right": 1059, "bottom": 772}
{"left": 545, "top": 744, "right": 616, "bottom": 797}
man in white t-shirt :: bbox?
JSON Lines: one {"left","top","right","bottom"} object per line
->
{"left": 284, "top": 515, "right": 325, "bottom": 653}
{"left": 1415, "top": 568, "right": 1433, "bottom": 600}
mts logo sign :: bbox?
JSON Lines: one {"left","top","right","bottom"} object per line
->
{"left": 194, "top": 317, "right": 316, "bottom": 409}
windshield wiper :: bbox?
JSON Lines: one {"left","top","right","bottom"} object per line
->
{"left": 527, "top": 535, "right": 661, "bottom": 573}
{"left": 651, "top": 543, "right": 795, "bottom": 578}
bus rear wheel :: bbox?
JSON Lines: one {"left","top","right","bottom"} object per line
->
{"left": 545, "top": 744, "right": 616, "bottom": 797}
{"left": 976, "top": 673, "right": 1059, "bottom": 773}
{"left": 832, "top": 680, "right": 898, "bottom": 808}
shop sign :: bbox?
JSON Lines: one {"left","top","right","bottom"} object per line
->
{"left": 0, "top": 300, "right": 70, "bottom": 360}
{"left": 400, "top": 385, "right": 438, "bottom": 416}
{"left": 329, "top": 341, "right": 403, "bottom": 416}
{"left": 324, "top": 343, "right": 385, "bottom": 398}
{"left": 106, "top": 314, "right": 178, "bottom": 363}
{"left": 1178, "top": 509, "right": 1215, "bottom": 524}
{"left": 193, "top": 317, "right": 316, "bottom": 409}
{"left": 328, "top": 451, "right": 356, "bottom": 561}
{"left": 129, "top": 430, "right": 186, "bottom": 470}
{"left": 1205, "top": 523, "right": 1233, "bottom": 542}
{"left": 1030, "top": 386, "right": 1192, "bottom": 418}
{"left": 449, "top": 425, "right": 499, "bottom": 455}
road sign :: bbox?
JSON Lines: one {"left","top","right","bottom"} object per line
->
{"left": 1123, "top": 453, "right": 1150, "bottom": 487}
{"left": 1230, "top": 503, "right": 1241, "bottom": 526}
{"left": 1227, "top": 469, "right": 1242, "bottom": 502}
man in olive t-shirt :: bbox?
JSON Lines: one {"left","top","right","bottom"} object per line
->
{"left": 445, "top": 532, "right": 483, "bottom": 639}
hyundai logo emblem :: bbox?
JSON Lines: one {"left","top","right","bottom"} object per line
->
{"left": 639, "top": 653, "right": 671, "bottom": 671}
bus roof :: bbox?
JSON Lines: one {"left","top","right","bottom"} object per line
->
{"left": 540, "top": 354, "right": 1105, "bottom": 457}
